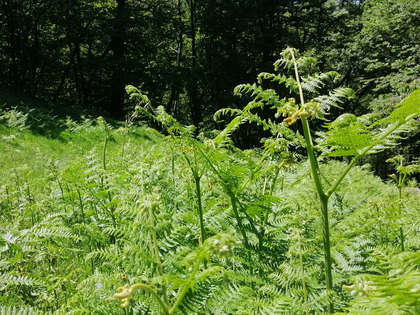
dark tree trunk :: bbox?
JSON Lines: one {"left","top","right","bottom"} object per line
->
{"left": 1, "top": 0, "right": 20, "bottom": 88}
{"left": 108, "top": 0, "right": 128, "bottom": 119}
{"left": 187, "top": 0, "right": 201, "bottom": 128}
{"left": 25, "top": 27, "right": 38, "bottom": 96}
{"left": 23, "top": 0, "right": 39, "bottom": 96}
{"left": 166, "top": 0, "right": 184, "bottom": 116}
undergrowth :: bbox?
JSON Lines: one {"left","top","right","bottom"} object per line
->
{"left": 0, "top": 49, "right": 419, "bottom": 314}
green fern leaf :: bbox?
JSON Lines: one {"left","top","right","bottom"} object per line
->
{"left": 0, "top": 273, "right": 43, "bottom": 287}
{"left": 375, "top": 89, "right": 420, "bottom": 125}
{"left": 318, "top": 89, "right": 420, "bottom": 157}
{"left": 0, "top": 305, "right": 43, "bottom": 315}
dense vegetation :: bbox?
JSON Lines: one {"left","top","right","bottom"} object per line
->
{"left": 1, "top": 46, "right": 420, "bottom": 314}
{"left": 1, "top": 0, "right": 420, "bottom": 314}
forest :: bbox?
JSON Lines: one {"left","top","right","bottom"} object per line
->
{"left": 0, "top": 0, "right": 420, "bottom": 314}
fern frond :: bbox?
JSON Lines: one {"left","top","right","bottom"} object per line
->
{"left": 313, "top": 87, "right": 355, "bottom": 111}
{"left": 318, "top": 90, "right": 420, "bottom": 157}
{"left": 375, "top": 89, "right": 420, "bottom": 125}
{"left": 344, "top": 250, "right": 420, "bottom": 314}
{"left": 21, "top": 227, "right": 77, "bottom": 241}
{"left": 301, "top": 75, "right": 324, "bottom": 93}
{"left": 0, "top": 305, "right": 43, "bottom": 315}
{"left": 318, "top": 121, "right": 374, "bottom": 157}
{"left": 257, "top": 72, "right": 288, "bottom": 86}
{"left": 0, "top": 273, "right": 43, "bottom": 287}
{"left": 301, "top": 71, "right": 341, "bottom": 94}
{"left": 178, "top": 280, "right": 216, "bottom": 314}
{"left": 274, "top": 56, "right": 295, "bottom": 72}
{"left": 86, "top": 246, "right": 120, "bottom": 263}
{"left": 102, "top": 227, "right": 128, "bottom": 239}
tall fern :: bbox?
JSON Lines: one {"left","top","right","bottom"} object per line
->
{"left": 213, "top": 47, "right": 420, "bottom": 313}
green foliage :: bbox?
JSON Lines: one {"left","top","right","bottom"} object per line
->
{"left": 212, "top": 47, "right": 420, "bottom": 313}
{"left": 0, "top": 114, "right": 419, "bottom": 313}
{"left": 0, "top": 45, "right": 420, "bottom": 315}
{"left": 0, "top": 305, "right": 42, "bottom": 315}
{"left": 343, "top": 251, "right": 420, "bottom": 314}
{"left": 356, "top": 0, "right": 420, "bottom": 95}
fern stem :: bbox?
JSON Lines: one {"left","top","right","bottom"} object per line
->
{"left": 290, "top": 49, "right": 325, "bottom": 198}
{"left": 130, "top": 283, "right": 170, "bottom": 315}
{"left": 171, "top": 145, "right": 176, "bottom": 186}
{"left": 264, "top": 165, "right": 281, "bottom": 225}
{"left": 326, "top": 157, "right": 360, "bottom": 198}
{"left": 169, "top": 259, "right": 201, "bottom": 315}
{"left": 262, "top": 170, "right": 270, "bottom": 196}
{"left": 240, "top": 148, "right": 271, "bottom": 192}
{"left": 194, "top": 174, "right": 206, "bottom": 245}
{"left": 320, "top": 195, "right": 334, "bottom": 309}
{"left": 399, "top": 227, "right": 405, "bottom": 252}
{"left": 300, "top": 121, "right": 325, "bottom": 199}
{"left": 56, "top": 177, "right": 65, "bottom": 201}
{"left": 182, "top": 151, "right": 207, "bottom": 267}
{"left": 290, "top": 49, "right": 306, "bottom": 108}
{"left": 183, "top": 152, "right": 206, "bottom": 245}
{"left": 398, "top": 172, "right": 406, "bottom": 252}
{"left": 148, "top": 201, "right": 169, "bottom": 306}
{"left": 76, "top": 188, "right": 85, "bottom": 224}
{"left": 229, "top": 192, "right": 251, "bottom": 252}
{"left": 102, "top": 126, "right": 109, "bottom": 171}
{"left": 297, "top": 232, "right": 309, "bottom": 315}
{"left": 291, "top": 49, "right": 333, "bottom": 313}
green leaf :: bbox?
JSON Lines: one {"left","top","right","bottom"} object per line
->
{"left": 317, "top": 89, "right": 420, "bottom": 157}
{"left": 0, "top": 273, "right": 43, "bottom": 287}
{"left": 0, "top": 305, "right": 42, "bottom": 315}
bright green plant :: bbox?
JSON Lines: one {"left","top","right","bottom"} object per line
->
{"left": 113, "top": 229, "right": 237, "bottom": 314}
{"left": 97, "top": 117, "right": 112, "bottom": 171}
{"left": 214, "top": 47, "right": 420, "bottom": 313}
{"left": 1, "top": 59, "right": 419, "bottom": 314}
{"left": 126, "top": 86, "right": 208, "bottom": 249}
{"left": 387, "top": 155, "right": 420, "bottom": 251}
{"left": 0, "top": 108, "right": 29, "bottom": 143}
{"left": 126, "top": 85, "right": 298, "bottom": 279}
{"left": 342, "top": 250, "right": 420, "bottom": 314}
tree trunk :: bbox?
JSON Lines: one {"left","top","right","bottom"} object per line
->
{"left": 187, "top": 0, "right": 201, "bottom": 128}
{"left": 1, "top": 0, "right": 20, "bottom": 89}
{"left": 166, "top": 0, "right": 184, "bottom": 116}
{"left": 108, "top": 0, "right": 128, "bottom": 118}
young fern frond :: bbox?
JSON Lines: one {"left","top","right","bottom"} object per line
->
{"left": 274, "top": 48, "right": 317, "bottom": 75}
{"left": 387, "top": 155, "right": 420, "bottom": 177}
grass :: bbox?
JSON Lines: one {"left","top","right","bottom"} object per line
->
{"left": 0, "top": 87, "right": 161, "bottom": 184}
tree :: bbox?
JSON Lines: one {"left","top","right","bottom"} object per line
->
{"left": 342, "top": 0, "right": 420, "bottom": 104}
{"left": 0, "top": 0, "right": 41, "bottom": 95}
{"left": 108, "top": 0, "right": 129, "bottom": 118}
